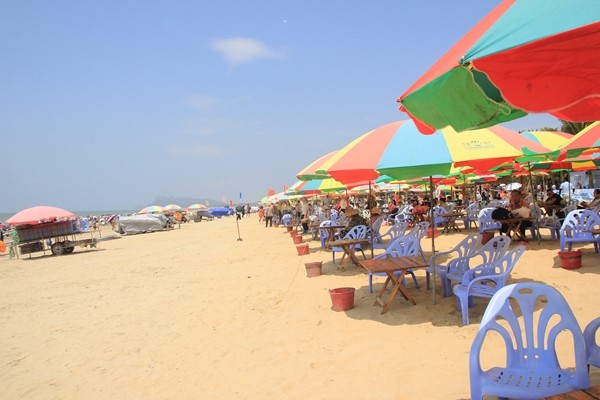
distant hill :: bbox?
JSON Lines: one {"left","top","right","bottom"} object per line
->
{"left": 137, "top": 196, "right": 227, "bottom": 209}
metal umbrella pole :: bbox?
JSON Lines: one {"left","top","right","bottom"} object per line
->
{"left": 429, "top": 175, "right": 437, "bottom": 305}
{"left": 368, "top": 181, "right": 375, "bottom": 259}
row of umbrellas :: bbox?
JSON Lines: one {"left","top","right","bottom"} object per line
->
{"left": 3, "top": 204, "right": 212, "bottom": 226}
{"left": 138, "top": 204, "right": 207, "bottom": 214}
{"left": 285, "top": 120, "right": 600, "bottom": 198}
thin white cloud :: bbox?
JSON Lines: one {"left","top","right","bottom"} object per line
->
{"left": 210, "top": 37, "right": 286, "bottom": 66}
{"left": 169, "top": 144, "right": 225, "bottom": 157}
{"left": 186, "top": 94, "right": 218, "bottom": 111}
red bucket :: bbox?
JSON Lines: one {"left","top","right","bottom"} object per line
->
{"left": 558, "top": 250, "right": 582, "bottom": 269}
{"left": 329, "top": 287, "right": 355, "bottom": 311}
{"left": 304, "top": 261, "right": 322, "bottom": 277}
{"left": 296, "top": 243, "right": 309, "bottom": 256}
{"left": 426, "top": 228, "right": 439, "bottom": 238}
{"left": 293, "top": 235, "right": 303, "bottom": 244}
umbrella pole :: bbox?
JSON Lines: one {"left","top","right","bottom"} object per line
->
{"left": 429, "top": 175, "right": 437, "bottom": 305}
{"left": 369, "top": 181, "right": 374, "bottom": 259}
{"left": 527, "top": 162, "right": 535, "bottom": 203}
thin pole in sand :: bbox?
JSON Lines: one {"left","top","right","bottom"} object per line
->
{"left": 235, "top": 211, "right": 243, "bottom": 241}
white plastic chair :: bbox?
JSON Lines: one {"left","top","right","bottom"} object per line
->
{"left": 367, "top": 234, "right": 422, "bottom": 293}
{"left": 453, "top": 246, "right": 526, "bottom": 325}
{"left": 426, "top": 233, "right": 481, "bottom": 297}
{"left": 469, "top": 282, "right": 589, "bottom": 399}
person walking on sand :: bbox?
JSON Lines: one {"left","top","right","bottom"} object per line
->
{"left": 264, "top": 203, "right": 273, "bottom": 227}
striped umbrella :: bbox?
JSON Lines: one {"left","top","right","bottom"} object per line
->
{"left": 138, "top": 205, "right": 164, "bottom": 214}
{"left": 187, "top": 203, "right": 207, "bottom": 210}
{"left": 296, "top": 151, "right": 338, "bottom": 181}
{"left": 164, "top": 204, "right": 182, "bottom": 212}
{"left": 398, "top": 0, "right": 600, "bottom": 133}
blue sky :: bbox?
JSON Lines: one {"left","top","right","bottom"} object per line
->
{"left": 0, "top": 0, "right": 559, "bottom": 212}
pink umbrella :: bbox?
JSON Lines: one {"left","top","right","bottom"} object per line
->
{"left": 7, "top": 206, "right": 76, "bottom": 226}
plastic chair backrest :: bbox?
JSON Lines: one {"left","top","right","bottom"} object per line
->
{"left": 409, "top": 221, "right": 430, "bottom": 240}
{"left": 344, "top": 224, "right": 367, "bottom": 240}
{"left": 561, "top": 209, "right": 600, "bottom": 238}
{"left": 467, "top": 202, "right": 479, "bottom": 219}
{"left": 584, "top": 316, "right": 600, "bottom": 368}
{"left": 451, "top": 233, "right": 482, "bottom": 259}
{"left": 476, "top": 235, "right": 511, "bottom": 264}
{"left": 478, "top": 207, "right": 502, "bottom": 234}
{"left": 470, "top": 282, "right": 589, "bottom": 399}
{"left": 375, "top": 234, "right": 421, "bottom": 259}
{"left": 462, "top": 245, "right": 525, "bottom": 285}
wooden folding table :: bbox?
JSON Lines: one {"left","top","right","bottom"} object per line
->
{"left": 360, "top": 256, "right": 428, "bottom": 314}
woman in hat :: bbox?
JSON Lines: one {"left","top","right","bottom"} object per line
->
{"left": 340, "top": 207, "right": 367, "bottom": 237}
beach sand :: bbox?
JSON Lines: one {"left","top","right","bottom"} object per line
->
{"left": 1, "top": 216, "right": 599, "bottom": 399}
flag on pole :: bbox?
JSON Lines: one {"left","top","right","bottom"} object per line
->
{"left": 205, "top": 200, "right": 209, "bottom": 206}
{"left": 283, "top": 185, "right": 288, "bottom": 192}
{"left": 267, "top": 188, "right": 276, "bottom": 196}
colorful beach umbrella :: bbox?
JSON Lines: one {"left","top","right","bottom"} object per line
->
{"left": 296, "top": 151, "right": 338, "bottom": 181}
{"left": 559, "top": 121, "right": 600, "bottom": 158}
{"left": 287, "top": 178, "right": 346, "bottom": 195}
{"left": 164, "top": 204, "right": 182, "bottom": 211}
{"left": 138, "top": 205, "right": 164, "bottom": 214}
{"left": 187, "top": 203, "right": 207, "bottom": 210}
{"left": 7, "top": 206, "right": 76, "bottom": 226}
{"left": 398, "top": 0, "right": 600, "bottom": 134}
{"left": 334, "top": 121, "right": 550, "bottom": 183}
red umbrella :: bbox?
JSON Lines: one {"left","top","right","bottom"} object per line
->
{"left": 6, "top": 206, "right": 76, "bottom": 226}
{"left": 397, "top": 0, "right": 600, "bottom": 134}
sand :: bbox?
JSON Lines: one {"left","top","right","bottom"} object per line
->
{"left": 1, "top": 216, "right": 599, "bottom": 399}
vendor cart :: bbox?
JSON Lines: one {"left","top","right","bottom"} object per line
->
{"left": 9, "top": 220, "right": 102, "bottom": 257}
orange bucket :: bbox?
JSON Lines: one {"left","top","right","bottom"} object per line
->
{"left": 558, "top": 250, "right": 582, "bottom": 269}
{"left": 296, "top": 243, "right": 309, "bottom": 256}
{"left": 293, "top": 235, "right": 303, "bottom": 244}
{"left": 0, "top": 240, "right": 5, "bottom": 253}
{"left": 329, "top": 287, "right": 355, "bottom": 311}
{"left": 304, "top": 261, "right": 322, "bottom": 277}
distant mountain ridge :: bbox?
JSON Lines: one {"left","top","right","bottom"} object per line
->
{"left": 138, "top": 196, "right": 227, "bottom": 209}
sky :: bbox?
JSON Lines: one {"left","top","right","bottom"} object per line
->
{"left": 0, "top": 0, "right": 560, "bottom": 212}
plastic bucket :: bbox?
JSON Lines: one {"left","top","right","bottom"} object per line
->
{"left": 558, "top": 250, "right": 582, "bottom": 269}
{"left": 481, "top": 231, "right": 495, "bottom": 245}
{"left": 293, "top": 235, "right": 303, "bottom": 244}
{"left": 329, "top": 287, "right": 355, "bottom": 311}
{"left": 290, "top": 230, "right": 297, "bottom": 237}
{"left": 304, "top": 261, "right": 322, "bottom": 277}
{"left": 296, "top": 243, "right": 309, "bottom": 256}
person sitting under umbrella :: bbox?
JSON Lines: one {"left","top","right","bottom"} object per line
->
{"left": 540, "top": 189, "right": 566, "bottom": 220}
{"left": 500, "top": 190, "right": 533, "bottom": 241}
{"left": 340, "top": 207, "right": 366, "bottom": 237}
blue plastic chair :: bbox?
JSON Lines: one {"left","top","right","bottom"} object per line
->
{"left": 281, "top": 213, "right": 293, "bottom": 226}
{"left": 463, "top": 202, "right": 480, "bottom": 230}
{"left": 373, "top": 221, "right": 408, "bottom": 250}
{"left": 331, "top": 225, "right": 367, "bottom": 264}
{"left": 453, "top": 245, "right": 525, "bottom": 325}
{"left": 318, "top": 220, "right": 332, "bottom": 249}
{"left": 477, "top": 207, "right": 502, "bottom": 234}
{"left": 368, "top": 234, "right": 422, "bottom": 293}
{"left": 368, "top": 216, "right": 385, "bottom": 247}
{"left": 426, "top": 233, "right": 481, "bottom": 297}
{"left": 469, "top": 283, "right": 590, "bottom": 399}
{"left": 444, "top": 235, "right": 510, "bottom": 298}
{"left": 584, "top": 316, "right": 600, "bottom": 369}
{"left": 559, "top": 209, "right": 600, "bottom": 252}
